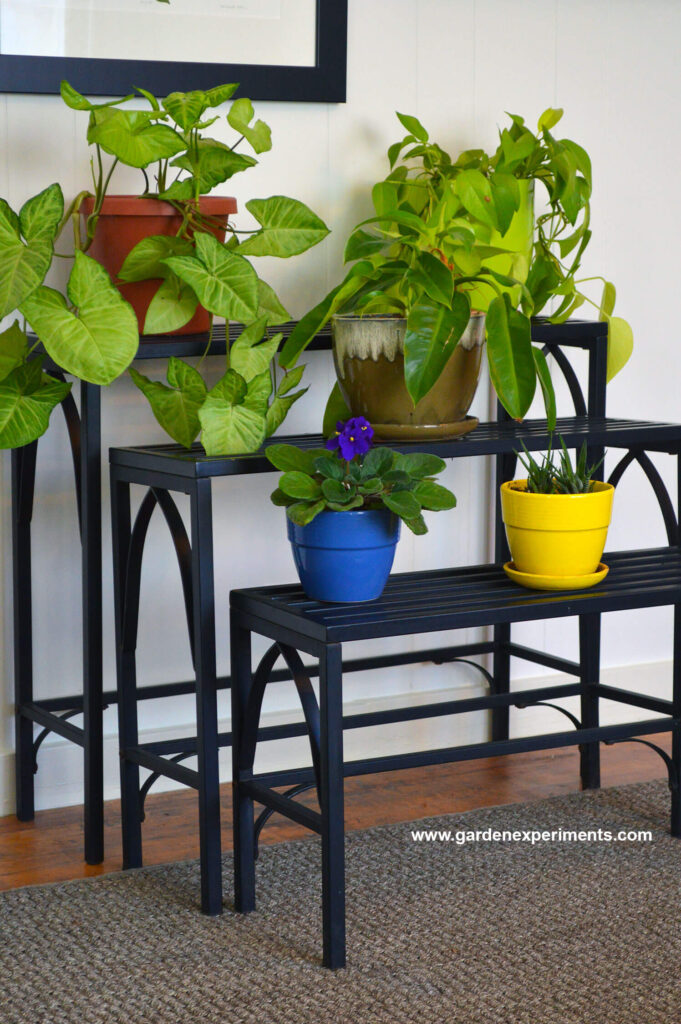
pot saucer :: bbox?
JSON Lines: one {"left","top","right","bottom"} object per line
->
{"left": 372, "top": 416, "right": 479, "bottom": 441}
{"left": 503, "top": 561, "right": 609, "bottom": 592}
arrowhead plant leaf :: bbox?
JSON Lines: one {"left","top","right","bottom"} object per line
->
{"left": 130, "top": 357, "right": 207, "bottom": 448}
{"left": 0, "top": 184, "right": 63, "bottom": 318}
{"left": 237, "top": 197, "right": 330, "bottom": 258}
{"left": 164, "top": 232, "right": 259, "bottom": 322}
{"left": 0, "top": 358, "right": 71, "bottom": 449}
{"left": 199, "top": 369, "right": 267, "bottom": 455}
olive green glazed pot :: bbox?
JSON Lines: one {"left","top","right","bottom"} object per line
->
{"left": 332, "top": 313, "right": 486, "bottom": 440}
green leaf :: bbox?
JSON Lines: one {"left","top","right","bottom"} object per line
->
{"left": 230, "top": 317, "right": 279, "bottom": 381}
{"left": 204, "top": 83, "right": 239, "bottom": 107}
{"left": 362, "top": 447, "right": 393, "bottom": 478}
{"left": 264, "top": 364, "right": 307, "bottom": 436}
{"left": 413, "top": 480, "right": 456, "bottom": 511}
{"left": 343, "top": 228, "right": 386, "bottom": 262}
{"left": 393, "top": 452, "right": 446, "bottom": 478}
{"left": 199, "top": 369, "right": 267, "bottom": 455}
{"left": 118, "top": 235, "right": 194, "bottom": 282}
{"left": 265, "top": 443, "right": 328, "bottom": 474}
{"left": 277, "top": 364, "right": 305, "bottom": 396}
{"left": 404, "top": 292, "right": 471, "bottom": 406}
{"left": 243, "top": 369, "right": 272, "bottom": 416}
{"left": 0, "top": 358, "right": 70, "bottom": 448}
{"left": 88, "top": 108, "right": 184, "bottom": 168}
{"left": 129, "top": 357, "right": 206, "bottom": 448}
{"left": 143, "top": 274, "right": 199, "bottom": 334}
{"left": 383, "top": 489, "right": 421, "bottom": 519}
{"left": 537, "top": 107, "right": 564, "bottom": 132}
{"left": 532, "top": 346, "right": 557, "bottom": 432}
{"left": 412, "top": 251, "right": 454, "bottom": 307}
{"left": 166, "top": 143, "right": 256, "bottom": 196}
{"left": 396, "top": 112, "right": 428, "bottom": 142}
{"left": 21, "top": 252, "right": 138, "bottom": 385}
{"left": 402, "top": 513, "right": 428, "bottom": 535}
{"left": 287, "top": 500, "right": 326, "bottom": 527}
{"left": 599, "top": 280, "right": 616, "bottom": 320}
{"left": 164, "top": 232, "right": 259, "bottom": 322}
{"left": 359, "top": 477, "right": 383, "bottom": 495}
{"left": 606, "top": 316, "right": 634, "bottom": 382}
{"left": 227, "top": 97, "right": 272, "bottom": 154}
{"left": 256, "top": 278, "right": 290, "bottom": 326}
{"left": 485, "top": 294, "right": 536, "bottom": 420}
{"left": 489, "top": 172, "right": 520, "bottom": 236}
{"left": 313, "top": 455, "right": 344, "bottom": 480}
{"left": 321, "top": 478, "right": 354, "bottom": 503}
{"left": 322, "top": 380, "right": 352, "bottom": 437}
{"left": 270, "top": 487, "right": 294, "bottom": 507}
{"left": 162, "top": 90, "right": 208, "bottom": 130}
{"left": 455, "top": 170, "right": 498, "bottom": 230}
{"left": 279, "top": 471, "right": 322, "bottom": 500}
{"left": 0, "top": 185, "right": 63, "bottom": 318}
{"left": 279, "top": 286, "right": 340, "bottom": 368}
{"left": 238, "top": 197, "right": 329, "bottom": 258}
{"left": 0, "top": 321, "right": 28, "bottom": 382}
{"left": 61, "top": 80, "right": 132, "bottom": 111}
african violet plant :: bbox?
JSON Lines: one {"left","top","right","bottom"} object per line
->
{"left": 279, "top": 107, "right": 632, "bottom": 427}
{"left": 267, "top": 416, "right": 457, "bottom": 534}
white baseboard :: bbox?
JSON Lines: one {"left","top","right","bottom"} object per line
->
{"left": 0, "top": 658, "right": 672, "bottom": 817}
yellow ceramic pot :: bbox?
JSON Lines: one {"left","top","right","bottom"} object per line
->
{"left": 500, "top": 480, "right": 615, "bottom": 577}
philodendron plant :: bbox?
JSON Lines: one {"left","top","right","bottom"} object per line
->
{"left": 0, "top": 184, "right": 139, "bottom": 449}
{"left": 280, "top": 107, "right": 632, "bottom": 428}
{"left": 267, "top": 416, "right": 457, "bottom": 535}
{"left": 60, "top": 80, "right": 329, "bottom": 454}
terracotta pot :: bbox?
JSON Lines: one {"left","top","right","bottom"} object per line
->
{"left": 332, "top": 313, "right": 486, "bottom": 440}
{"left": 81, "top": 194, "right": 237, "bottom": 336}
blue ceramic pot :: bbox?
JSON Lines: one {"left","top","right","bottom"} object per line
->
{"left": 287, "top": 509, "right": 401, "bottom": 603}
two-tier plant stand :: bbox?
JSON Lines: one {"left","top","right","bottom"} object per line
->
{"left": 107, "top": 321, "right": 681, "bottom": 967}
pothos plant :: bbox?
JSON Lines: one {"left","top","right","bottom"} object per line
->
{"left": 59, "top": 79, "right": 329, "bottom": 454}
{"left": 267, "top": 416, "right": 457, "bottom": 535}
{"left": 280, "top": 107, "right": 632, "bottom": 430}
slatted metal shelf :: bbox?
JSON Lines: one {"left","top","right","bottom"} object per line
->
{"left": 231, "top": 546, "right": 681, "bottom": 643}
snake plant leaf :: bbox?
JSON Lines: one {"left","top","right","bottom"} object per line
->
{"left": 404, "top": 291, "right": 471, "bottom": 406}
{"left": 227, "top": 97, "right": 272, "bottom": 154}
{"left": 256, "top": 278, "right": 290, "bottom": 326}
{"left": 413, "top": 481, "right": 457, "bottom": 511}
{"left": 230, "top": 318, "right": 279, "bottom": 381}
{"left": 164, "top": 232, "right": 259, "bottom": 322}
{"left": 162, "top": 90, "right": 209, "bottom": 130}
{"left": 0, "top": 358, "right": 70, "bottom": 449}
{"left": 143, "top": 274, "right": 199, "bottom": 334}
{"left": 322, "top": 380, "right": 351, "bottom": 438}
{"left": 532, "top": 346, "right": 557, "bottom": 432}
{"left": 118, "top": 235, "right": 194, "bottom": 282}
{"left": 0, "top": 321, "right": 28, "bottom": 382}
{"left": 88, "top": 108, "right": 185, "bottom": 167}
{"left": 199, "top": 368, "right": 267, "bottom": 455}
{"left": 129, "top": 357, "right": 206, "bottom": 448}
{"left": 0, "top": 184, "right": 63, "bottom": 318}
{"left": 486, "top": 294, "right": 536, "bottom": 420}
{"left": 455, "top": 169, "right": 498, "bottom": 231}
{"left": 237, "top": 197, "right": 330, "bottom": 258}
{"left": 20, "top": 252, "right": 139, "bottom": 385}
{"left": 606, "top": 316, "right": 634, "bottom": 382}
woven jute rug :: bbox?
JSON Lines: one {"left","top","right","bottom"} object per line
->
{"left": 2, "top": 780, "right": 681, "bottom": 1024}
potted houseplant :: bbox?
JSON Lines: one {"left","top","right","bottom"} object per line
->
{"left": 266, "top": 417, "right": 457, "bottom": 602}
{"left": 59, "top": 80, "right": 329, "bottom": 454}
{"left": 279, "top": 107, "right": 633, "bottom": 438}
{"left": 501, "top": 438, "right": 614, "bottom": 590}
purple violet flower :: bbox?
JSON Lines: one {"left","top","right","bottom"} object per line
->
{"left": 326, "top": 417, "right": 374, "bottom": 460}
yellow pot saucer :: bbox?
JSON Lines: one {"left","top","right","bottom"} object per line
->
{"left": 503, "top": 561, "right": 609, "bottom": 592}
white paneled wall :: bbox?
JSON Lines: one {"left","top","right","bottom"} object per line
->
{"left": 1, "top": 0, "right": 679, "bottom": 812}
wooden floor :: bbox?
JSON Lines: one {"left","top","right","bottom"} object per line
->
{"left": 0, "top": 735, "right": 670, "bottom": 891}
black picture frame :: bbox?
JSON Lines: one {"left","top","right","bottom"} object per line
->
{"left": 0, "top": 0, "right": 347, "bottom": 103}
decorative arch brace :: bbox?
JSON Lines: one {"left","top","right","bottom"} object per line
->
{"left": 607, "top": 449, "right": 678, "bottom": 545}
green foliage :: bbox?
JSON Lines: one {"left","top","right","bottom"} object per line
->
{"left": 267, "top": 443, "right": 456, "bottom": 534}
{"left": 280, "top": 105, "right": 634, "bottom": 423}
{"left": 515, "top": 436, "right": 605, "bottom": 494}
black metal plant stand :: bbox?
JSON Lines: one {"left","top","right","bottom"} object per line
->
{"left": 12, "top": 324, "right": 329, "bottom": 864}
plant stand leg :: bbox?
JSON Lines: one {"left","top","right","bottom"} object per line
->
{"left": 319, "top": 642, "right": 345, "bottom": 969}
{"left": 13, "top": 442, "right": 37, "bottom": 823}
{"left": 579, "top": 613, "right": 601, "bottom": 790}
{"left": 191, "top": 478, "right": 222, "bottom": 915}
{"left": 111, "top": 472, "right": 142, "bottom": 869}
{"left": 230, "top": 618, "right": 255, "bottom": 913}
{"left": 672, "top": 605, "right": 681, "bottom": 837}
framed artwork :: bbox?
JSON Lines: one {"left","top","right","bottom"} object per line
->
{"left": 0, "top": 0, "right": 346, "bottom": 102}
